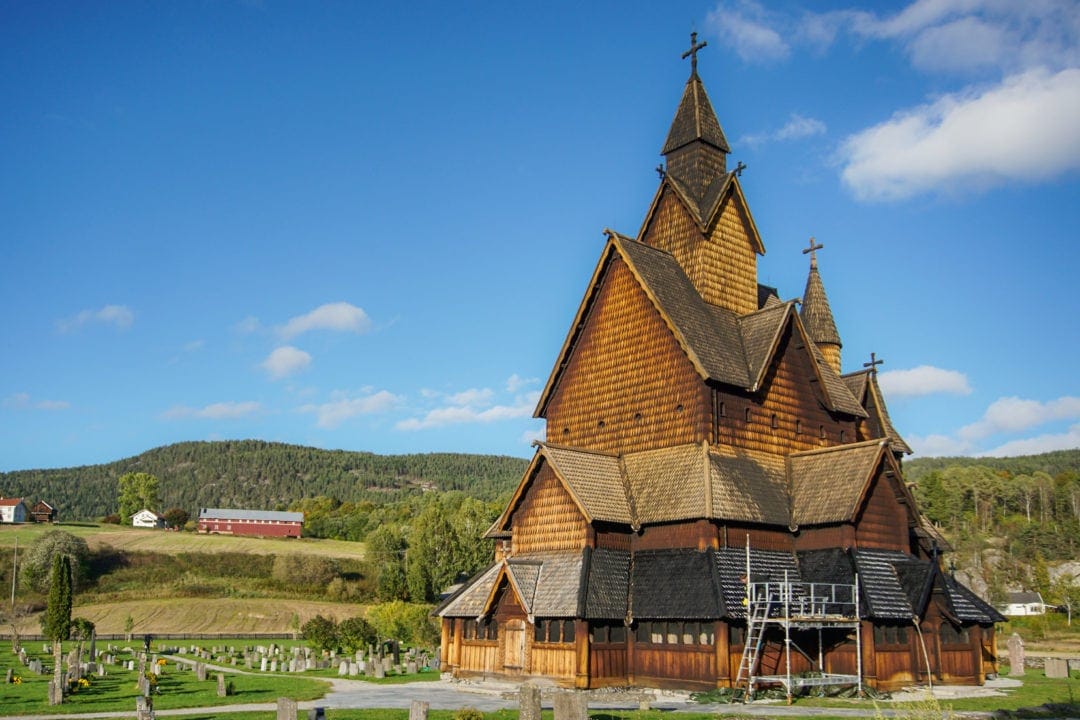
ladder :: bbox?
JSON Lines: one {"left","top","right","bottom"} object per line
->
{"left": 734, "top": 584, "right": 772, "bottom": 699}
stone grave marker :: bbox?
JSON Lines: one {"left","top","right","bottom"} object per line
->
{"left": 96, "top": 662, "right": 106, "bottom": 677}
{"left": 409, "top": 700, "right": 429, "bottom": 720}
{"left": 553, "top": 690, "right": 587, "bottom": 720}
{"left": 217, "top": 673, "right": 228, "bottom": 697}
{"left": 196, "top": 662, "right": 207, "bottom": 681}
{"left": 136, "top": 696, "right": 153, "bottom": 720}
{"left": 152, "top": 662, "right": 161, "bottom": 676}
{"left": 1008, "top": 633, "right": 1025, "bottom": 676}
{"left": 406, "top": 660, "right": 418, "bottom": 674}
{"left": 349, "top": 662, "right": 359, "bottom": 676}
{"left": 261, "top": 657, "right": 268, "bottom": 672}
{"left": 246, "top": 656, "right": 253, "bottom": 669}
{"left": 277, "top": 697, "right": 298, "bottom": 720}
{"left": 374, "top": 663, "right": 385, "bottom": 679}
{"left": 338, "top": 661, "right": 348, "bottom": 676}
{"left": 270, "top": 660, "right": 278, "bottom": 673}
{"left": 1045, "top": 657, "right": 1068, "bottom": 678}
{"left": 520, "top": 683, "right": 542, "bottom": 720}
{"left": 306, "top": 658, "right": 316, "bottom": 670}
{"left": 5, "top": 668, "right": 12, "bottom": 684}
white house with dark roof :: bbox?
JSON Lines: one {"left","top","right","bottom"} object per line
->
{"left": 132, "top": 508, "right": 166, "bottom": 529}
{"left": 1002, "top": 591, "right": 1049, "bottom": 616}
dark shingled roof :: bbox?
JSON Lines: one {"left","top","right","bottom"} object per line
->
{"left": 801, "top": 264, "right": 841, "bottom": 347}
{"left": 842, "top": 369, "right": 913, "bottom": 455}
{"left": 661, "top": 72, "right": 730, "bottom": 156}
{"left": 944, "top": 575, "right": 1006, "bottom": 624}
{"left": 583, "top": 548, "right": 631, "bottom": 620}
{"left": 853, "top": 549, "right": 918, "bottom": 620}
{"left": 716, "top": 546, "right": 800, "bottom": 619}
{"left": 631, "top": 549, "right": 725, "bottom": 619}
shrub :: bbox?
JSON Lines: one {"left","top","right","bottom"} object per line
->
{"left": 272, "top": 554, "right": 337, "bottom": 590}
{"left": 20, "top": 530, "right": 90, "bottom": 593}
{"left": 338, "top": 616, "right": 377, "bottom": 653}
{"left": 366, "top": 601, "right": 439, "bottom": 647}
{"left": 101, "top": 514, "right": 121, "bottom": 525}
{"left": 301, "top": 615, "right": 338, "bottom": 652}
{"left": 454, "top": 708, "right": 484, "bottom": 720}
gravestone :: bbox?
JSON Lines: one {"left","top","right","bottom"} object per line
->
{"left": 196, "top": 663, "right": 207, "bottom": 682}
{"left": 48, "top": 679, "right": 62, "bottom": 705}
{"left": 1007, "top": 633, "right": 1025, "bottom": 676}
{"left": 382, "top": 656, "right": 393, "bottom": 672}
{"left": 289, "top": 658, "right": 299, "bottom": 673}
{"left": 136, "top": 696, "right": 153, "bottom": 720}
{"left": 406, "top": 660, "right": 418, "bottom": 674}
{"left": 1045, "top": 657, "right": 1068, "bottom": 678}
{"left": 128, "top": 660, "right": 136, "bottom": 671}
{"left": 5, "top": 668, "right": 12, "bottom": 684}
{"left": 349, "top": 662, "right": 359, "bottom": 676}
{"left": 373, "top": 663, "right": 385, "bottom": 679}
{"left": 246, "top": 656, "right": 253, "bottom": 669}
{"left": 152, "top": 662, "right": 161, "bottom": 676}
{"left": 305, "top": 658, "right": 316, "bottom": 670}
{"left": 217, "top": 673, "right": 228, "bottom": 697}
{"left": 553, "top": 690, "right": 588, "bottom": 720}
{"left": 409, "top": 700, "right": 429, "bottom": 720}
{"left": 520, "top": 683, "right": 542, "bottom": 720}
{"left": 338, "top": 661, "right": 348, "bottom": 676}
{"left": 358, "top": 660, "right": 367, "bottom": 673}
{"left": 277, "top": 697, "right": 298, "bottom": 720}
{"left": 261, "top": 657, "right": 268, "bottom": 672}
{"left": 137, "top": 674, "right": 149, "bottom": 697}
{"left": 356, "top": 649, "right": 364, "bottom": 661}
{"left": 270, "top": 660, "right": 278, "bottom": 673}
{"left": 96, "top": 662, "right": 106, "bottom": 677}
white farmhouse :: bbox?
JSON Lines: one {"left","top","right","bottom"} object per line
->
{"left": 132, "top": 508, "right": 166, "bottom": 529}
{"left": 1002, "top": 591, "right": 1049, "bottom": 616}
{"left": 0, "top": 497, "right": 28, "bottom": 524}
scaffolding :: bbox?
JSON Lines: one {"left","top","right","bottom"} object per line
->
{"left": 734, "top": 544, "right": 863, "bottom": 703}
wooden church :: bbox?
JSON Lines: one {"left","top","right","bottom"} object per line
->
{"left": 436, "top": 36, "right": 1002, "bottom": 694}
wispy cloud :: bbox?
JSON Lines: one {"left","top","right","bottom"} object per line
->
{"left": 839, "top": 68, "right": 1080, "bottom": 200}
{"left": 958, "top": 395, "right": 1080, "bottom": 441}
{"left": 57, "top": 304, "right": 134, "bottom": 333}
{"left": 396, "top": 390, "right": 540, "bottom": 431}
{"left": 741, "top": 113, "right": 827, "bottom": 147}
{"left": 984, "top": 423, "right": 1080, "bottom": 457}
{"left": 299, "top": 390, "right": 401, "bottom": 429}
{"left": 706, "top": 1, "right": 790, "bottom": 63}
{"left": 235, "top": 316, "right": 262, "bottom": 334}
{"left": 261, "top": 346, "right": 312, "bottom": 380}
{"left": 877, "top": 365, "right": 971, "bottom": 397}
{"left": 162, "top": 401, "right": 262, "bottom": 420}
{"left": 2, "top": 393, "right": 70, "bottom": 411}
{"left": 506, "top": 374, "right": 540, "bottom": 393}
{"left": 279, "top": 302, "right": 371, "bottom": 340}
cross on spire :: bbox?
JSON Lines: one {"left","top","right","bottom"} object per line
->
{"left": 802, "top": 236, "right": 824, "bottom": 268}
{"left": 682, "top": 31, "right": 708, "bottom": 75}
{"left": 863, "top": 352, "right": 884, "bottom": 374}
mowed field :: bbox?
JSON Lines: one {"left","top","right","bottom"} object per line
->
{"left": 15, "top": 597, "right": 364, "bottom": 635}
{"left": 0, "top": 522, "right": 367, "bottom": 560}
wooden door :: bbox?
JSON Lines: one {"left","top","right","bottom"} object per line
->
{"left": 505, "top": 620, "right": 525, "bottom": 670}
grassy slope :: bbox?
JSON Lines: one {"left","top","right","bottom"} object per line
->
{"left": 0, "top": 522, "right": 367, "bottom": 560}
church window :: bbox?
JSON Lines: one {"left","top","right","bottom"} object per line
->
{"left": 719, "top": 402, "right": 726, "bottom": 417}
{"left": 597, "top": 420, "right": 606, "bottom": 428}
{"left": 676, "top": 403, "right": 684, "bottom": 413}
{"left": 939, "top": 623, "right": 969, "bottom": 645}
{"left": 840, "top": 429, "right": 846, "bottom": 442}
{"left": 819, "top": 425, "right": 826, "bottom": 440}
{"left": 745, "top": 408, "right": 752, "bottom": 423}
{"left": 729, "top": 624, "right": 746, "bottom": 646}
{"left": 796, "top": 419, "right": 802, "bottom": 435}
{"left": 770, "top": 413, "right": 778, "bottom": 429}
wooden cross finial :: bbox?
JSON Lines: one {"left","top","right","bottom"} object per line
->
{"left": 734, "top": 160, "right": 747, "bottom": 177}
{"left": 863, "top": 352, "right": 884, "bottom": 374}
{"left": 682, "top": 31, "right": 708, "bottom": 75}
{"left": 802, "top": 236, "right": 824, "bottom": 268}
{"left": 656, "top": 164, "right": 666, "bottom": 179}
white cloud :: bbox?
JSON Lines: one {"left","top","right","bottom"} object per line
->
{"left": 519, "top": 427, "right": 545, "bottom": 445}
{"left": 162, "top": 401, "right": 262, "bottom": 420}
{"left": 2, "top": 393, "right": 70, "bottom": 411}
{"left": 235, "top": 316, "right": 262, "bottom": 334}
{"left": 397, "top": 391, "right": 540, "bottom": 431}
{"left": 877, "top": 365, "right": 971, "bottom": 397}
{"left": 57, "top": 304, "right": 134, "bottom": 332}
{"left": 839, "top": 68, "right": 1080, "bottom": 201}
{"left": 279, "top": 302, "right": 371, "bottom": 340}
{"left": 742, "top": 113, "right": 827, "bottom": 147}
{"left": 984, "top": 423, "right": 1080, "bottom": 457}
{"left": 447, "top": 388, "right": 494, "bottom": 407}
{"left": 907, "top": 432, "right": 972, "bottom": 457}
{"left": 261, "top": 346, "right": 312, "bottom": 380}
{"left": 299, "top": 390, "right": 401, "bottom": 429}
{"left": 506, "top": 374, "right": 539, "bottom": 393}
{"left": 707, "top": 1, "right": 790, "bottom": 63}
{"left": 959, "top": 395, "right": 1080, "bottom": 440}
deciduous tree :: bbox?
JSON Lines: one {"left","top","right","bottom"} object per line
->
{"left": 117, "top": 472, "right": 161, "bottom": 523}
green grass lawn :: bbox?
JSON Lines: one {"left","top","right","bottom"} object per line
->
{"left": 0, "top": 641, "right": 329, "bottom": 716}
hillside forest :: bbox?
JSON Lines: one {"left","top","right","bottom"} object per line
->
{"left": 1, "top": 442, "right": 1078, "bottom": 610}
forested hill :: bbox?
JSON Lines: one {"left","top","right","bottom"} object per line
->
{"left": 0, "top": 440, "right": 529, "bottom": 520}
{"left": 905, "top": 448, "right": 1080, "bottom": 482}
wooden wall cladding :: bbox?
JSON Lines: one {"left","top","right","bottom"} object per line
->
{"left": 855, "top": 473, "right": 910, "bottom": 551}
{"left": 529, "top": 645, "right": 576, "bottom": 679}
{"left": 511, "top": 464, "right": 587, "bottom": 554}
{"left": 545, "top": 255, "right": 709, "bottom": 455}
{"left": 715, "top": 321, "right": 857, "bottom": 457}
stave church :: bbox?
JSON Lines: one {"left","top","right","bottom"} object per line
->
{"left": 436, "top": 35, "right": 1002, "bottom": 694}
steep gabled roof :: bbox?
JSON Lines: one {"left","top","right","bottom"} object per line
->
{"left": 801, "top": 262, "right": 841, "bottom": 348}
{"left": 842, "top": 369, "right": 913, "bottom": 454}
{"left": 536, "top": 234, "right": 866, "bottom": 418}
{"left": 789, "top": 440, "right": 894, "bottom": 526}
{"left": 639, "top": 174, "right": 766, "bottom": 247}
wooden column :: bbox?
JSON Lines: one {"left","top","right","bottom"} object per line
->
{"left": 714, "top": 620, "right": 729, "bottom": 687}
{"left": 451, "top": 619, "right": 462, "bottom": 672}
{"left": 575, "top": 620, "right": 590, "bottom": 688}
{"left": 860, "top": 621, "right": 877, "bottom": 688}
{"left": 971, "top": 625, "right": 984, "bottom": 684}
{"left": 439, "top": 620, "right": 451, "bottom": 670}
{"left": 627, "top": 624, "right": 636, "bottom": 685}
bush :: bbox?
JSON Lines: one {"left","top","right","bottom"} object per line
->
{"left": 454, "top": 709, "right": 484, "bottom": 720}
{"left": 20, "top": 530, "right": 91, "bottom": 593}
{"left": 338, "top": 616, "right": 377, "bottom": 653}
{"left": 366, "top": 601, "right": 439, "bottom": 647}
{"left": 301, "top": 615, "right": 338, "bottom": 652}
{"left": 272, "top": 554, "right": 337, "bottom": 590}
{"left": 101, "top": 514, "right": 121, "bottom": 525}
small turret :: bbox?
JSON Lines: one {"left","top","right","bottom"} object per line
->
{"left": 799, "top": 237, "right": 842, "bottom": 374}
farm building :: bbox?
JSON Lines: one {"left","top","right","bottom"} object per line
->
{"left": 0, "top": 497, "right": 28, "bottom": 524}
{"left": 1001, "top": 591, "right": 1049, "bottom": 617}
{"left": 132, "top": 508, "right": 166, "bottom": 529}
{"left": 197, "top": 508, "right": 303, "bottom": 538}
{"left": 30, "top": 500, "right": 57, "bottom": 523}
{"left": 436, "top": 37, "right": 1002, "bottom": 694}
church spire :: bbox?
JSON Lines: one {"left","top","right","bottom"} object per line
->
{"left": 661, "top": 33, "right": 730, "bottom": 199}
{"left": 799, "top": 237, "right": 843, "bottom": 374}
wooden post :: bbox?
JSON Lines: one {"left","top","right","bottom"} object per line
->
{"left": 450, "top": 619, "right": 462, "bottom": 672}
{"left": 860, "top": 621, "right": 876, "bottom": 688}
{"left": 626, "top": 622, "right": 636, "bottom": 686}
{"left": 439, "top": 620, "right": 450, "bottom": 670}
{"left": 574, "top": 620, "right": 589, "bottom": 688}
{"left": 714, "top": 620, "right": 729, "bottom": 687}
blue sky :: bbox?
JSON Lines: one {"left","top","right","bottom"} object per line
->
{"left": 2, "top": 0, "right": 1078, "bottom": 471}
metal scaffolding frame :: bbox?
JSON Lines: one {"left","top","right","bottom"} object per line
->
{"left": 734, "top": 542, "right": 863, "bottom": 703}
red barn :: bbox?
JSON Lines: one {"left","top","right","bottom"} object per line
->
{"left": 197, "top": 508, "right": 303, "bottom": 538}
